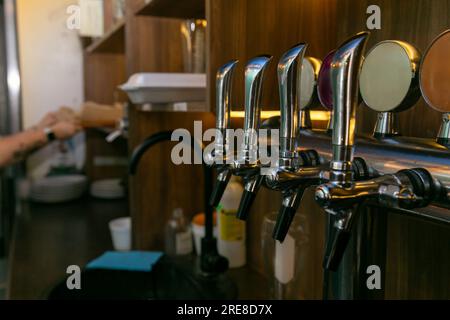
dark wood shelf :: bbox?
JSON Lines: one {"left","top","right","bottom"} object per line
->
{"left": 85, "top": 19, "right": 126, "bottom": 54}
{"left": 135, "top": 0, "right": 205, "bottom": 19}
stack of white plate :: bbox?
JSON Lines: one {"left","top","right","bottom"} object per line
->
{"left": 90, "top": 179, "right": 125, "bottom": 200}
{"left": 30, "top": 175, "right": 88, "bottom": 204}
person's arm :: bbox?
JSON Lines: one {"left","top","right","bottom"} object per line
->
{"left": 0, "top": 117, "right": 81, "bottom": 167}
{"left": 0, "top": 127, "right": 49, "bottom": 166}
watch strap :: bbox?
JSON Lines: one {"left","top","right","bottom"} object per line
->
{"left": 44, "top": 127, "right": 56, "bottom": 142}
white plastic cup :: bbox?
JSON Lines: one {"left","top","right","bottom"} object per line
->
{"left": 109, "top": 217, "right": 131, "bottom": 251}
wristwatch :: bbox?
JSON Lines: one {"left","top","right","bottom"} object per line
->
{"left": 44, "top": 127, "right": 56, "bottom": 142}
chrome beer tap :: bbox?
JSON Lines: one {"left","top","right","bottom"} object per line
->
{"left": 264, "top": 43, "right": 328, "bottom": 242}
{"left": 232, "top": 55, "right": 272, "bottom": 220}
{"left": 209, "top": 55, "right": 272, "bottom": 219}
{"left": 314, "top": 32, "right": 446, "bottom": 271}
{"left": 209, "top": 60, "right": 239, "bottom": 208}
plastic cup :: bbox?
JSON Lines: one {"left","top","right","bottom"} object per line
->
{"left": 109, "top": 217, "right": 131, "bottom": 251}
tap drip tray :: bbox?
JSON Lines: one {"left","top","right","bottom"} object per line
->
{"left": 47, "top": 255, "right": 237, "bottom": 300}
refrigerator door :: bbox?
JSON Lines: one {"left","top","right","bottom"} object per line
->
{"left": 0, "top": 0, "right": 22, "bottom": 257}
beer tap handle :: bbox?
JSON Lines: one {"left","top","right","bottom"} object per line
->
{"left": 278, "top": 43, "right": 308, "bottom": 169}
{"left": 242, "top": 55, "right": 272, "bottom": 163}
{"left": 209, "top": 61, "right": 238, "bottom": 207}
{"left": 329, "top": 32, "right": 370, "bottom": 184}
{"left": 216, "top": 60, "right": 239, "bottom": 151}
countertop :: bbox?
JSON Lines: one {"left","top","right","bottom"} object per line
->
{"left": 8, "top": 197, "right": 129, "bottom": 299}
{"left": 8, "top": 197, "right": 269, "bottom": 300}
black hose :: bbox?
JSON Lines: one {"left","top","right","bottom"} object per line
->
{"left": 128, "top": 131, "right": 215, "bottom": 243}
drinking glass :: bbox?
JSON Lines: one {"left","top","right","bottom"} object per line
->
{"left": 181, "top": 19, "right": 207, "bottom": 73}
{"left": 261, "top": 211, "right": 310, "bottom": 299}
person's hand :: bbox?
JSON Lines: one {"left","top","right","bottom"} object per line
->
{"left": 57, "top": 106, "right": 80, "bottom": 123}
{"left": 37, "top": 112, "right": 58, "bottom": 130}
{"left": 50, "top": 121, "right": 82, "bottom": 140}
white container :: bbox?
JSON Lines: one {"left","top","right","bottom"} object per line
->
{"left": 109, "top": 217, "right": 131, "bottom": 251}
{"left": 119, "top": 73, "right": 206, "bottom": 104}
{"left": 217, "top": 177, "right": 246, "bottom": 268}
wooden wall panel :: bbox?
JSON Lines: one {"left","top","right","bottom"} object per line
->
{"left": 207, "top": 0, "right": 339, "bottom": 112}
{"left": 385, "top": 214, "right": 450, "bottom": 299}
{"left": 126, "top": 0, "right": 184, "bottom": 74}
{"left": 84, "top": 53, "right": 126, "bottom": 104}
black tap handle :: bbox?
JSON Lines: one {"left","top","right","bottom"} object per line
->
{"left": 209, "top": 171, "right": 231, "bottom": 207}
{"left": 236, "top": 190, "right": 256, "bottom": 221}
{"left": 236, "top": 175, "right": 263, "bottom": 221}
{"left": 299, "top": 149, "right": 320, "bottom": 167}
{"left": 272, "top": 185, "right": 307, "bottom": 242}
{"left": 272, "top": 205, "right": 297, "bottom": 242}
{"left": 323, "top": 227, "right": 352, "bottom": 271}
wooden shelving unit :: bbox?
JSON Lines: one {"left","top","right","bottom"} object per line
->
{"left": 134, "top": 0, "right": 205, "bottom": 19}
{"left": 85, "top": 19, "right": 126, "bottom": 54}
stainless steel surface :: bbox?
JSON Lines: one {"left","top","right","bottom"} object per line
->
{"left": 215, "top": 60, "right": 238, "bottom": 156}
{"left": 315, "top": 173, "right": 426, "bottom": 210}
{"left": 216, "top": 61, "right": 238, "bottom": 133}
{"left": 3, "top": 0, "right": 21, "bottom": 134}
{"left": 242, "top": 55, "right": 272, "bottom": 164}
{"left": 330, "top": 32, "right": 370, "bottom": 182}
{"left": 326, "top": 111, "right": 333, "bottom": 133}
{"left": 373, "top": 112, "right": 399, "bottom": 138}
{"left": 437, "top": 113, "right": 450, "bottom": 146}
{"left": 208, "top": 61, "right": 239, "bottom": 208}
{"left": 299, "top": 109, "right": 312, "bottom": 129}
{"left": 299, "top": 130, "right": 450, "bottom": 191}
{"left": 278, "top": 43, "right": 307, "bottom": 168}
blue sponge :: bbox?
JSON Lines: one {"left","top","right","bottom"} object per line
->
{"left": 86, "top": 251, "right": 163, "bottom": 272}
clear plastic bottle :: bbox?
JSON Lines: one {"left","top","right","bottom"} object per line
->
{"left": 164, "top": 208, "right": 193, "bottom": 256}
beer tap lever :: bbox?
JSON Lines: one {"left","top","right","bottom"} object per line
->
{"left": 233, "top": 55, "right": 272, "bottom": 220}
{"left": 209, "top": 60, "right": 239, "bottom": 208}
{"left": 315, "top": 32, "right": 445, "bottom": 271}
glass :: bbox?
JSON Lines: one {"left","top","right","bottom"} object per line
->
{"left": 112, "top": 0, "right": 126, "bottom": 23}
{"left": 261, "top": 212, "right": 310, "bottom": 299}
{"left": 181, "top": 19, "right": 207, "bottom": 73}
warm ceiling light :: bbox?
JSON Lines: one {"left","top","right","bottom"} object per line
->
{"left": 230, "top": 110, "right": 330, "bottom": 121}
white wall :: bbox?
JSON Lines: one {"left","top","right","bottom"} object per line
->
{"left": 17, "top": 0, "right": 85, "bottom": 178}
